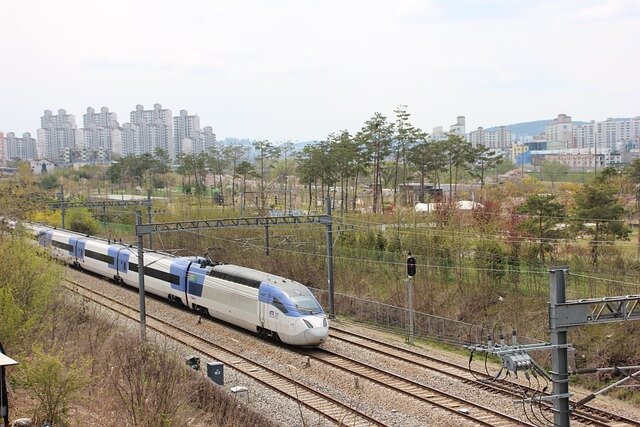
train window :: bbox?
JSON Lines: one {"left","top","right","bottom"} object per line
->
{"left": 272, "top": 298, "right": 288, "bottom": 314}
{"left": 291, "top": 296, "right": 323, "bottom": 315}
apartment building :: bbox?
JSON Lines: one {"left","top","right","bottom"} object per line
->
{"left": 81, "top": 107, "right": 121, "bottom": 162}
{"left": 468, "top": 126, "right": 512, "bottom": 149}
{"left": 0, "top": 132, "right": 5, "bottom": 163}
{"left": 545, "top": 114, "right": 573, "bottom": 147}
{"left": 126, "top": 104, "right": 174, "bottom": 159}
{"left": 37, "top": 109, "right": 77, "bottom": 162}
{"left": 174, "top": 110, "right": 201, "bottom": 157}
{"left": 5, "top": 132, "right": 38, "bottom": 160}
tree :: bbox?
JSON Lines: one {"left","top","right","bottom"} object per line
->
{"left": 624, "top": 158, "right": 640, "bottom": 183}
{"left": 441, "top": 134, "right": 474, "bottom": 198}
{"left": 39, "top": 173, "right": 59, "bottom": 190}
{"left": 207, "top": 145, "right": 226, "bottom": 200}
{"left": 252, "top": 140, "right": 281, "bottom": 210}
{"left": 392, "top": 105, "right": 416, "bottom": 205}
{"left": 236, "top": 160, "right": 256, "bottom": 213}
{"left": 151, "top": 148, "right": 172, "bottom": 191}
{"left": 540, "top": 160, "right": 570, "bottom": 188}
{"left": 360, "top": 113, "right": 394, "bottom": 213}
{"left": 224, "top": 144, "right": 248, "bottom": 209}
{"left": 407, "top": 132, "right": 446, "bottom": 203}
{"left": 572, "top": 183, "right": 630, "bottom": 264}
{"left": 330, "top": 130, "right": 359, "bottom": 214}
{"left": 0, "top": 231, "right": 62, "bottom": 346}
{"left": 296, "top": 143, "right": 333, "bottom": 213}
{"left": 517, "top": 194, "right": 565, "bottom": 261}
{"left": 469, "top": 145, "right": 501, "bottom": 189}
{"left": 278, "top": 142, "right": 296, "bottom": 213}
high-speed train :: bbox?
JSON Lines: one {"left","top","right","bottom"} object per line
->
{"left": 20, "top": 222, "right": 329, "bottom": 346}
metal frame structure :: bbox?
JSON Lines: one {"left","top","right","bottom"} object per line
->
{"left": 48, "top": 185, "right": 153, "bottom": 245}
{"left": 465, "top": 267, "right": 640, "bottom": 427}
{"left": 133, "top": 197, "right": 336, "bottom": 339}
{"left": 548, "top": 267, "right": 640, "bottom": 427}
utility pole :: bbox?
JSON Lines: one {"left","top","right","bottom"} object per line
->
{"left": 325, "top": 196, "right": 335, "bottom": 318}
{"left": 135, "top": 211, "right": 147, "bottom": 340}
{"left": 549, "top": 266, "right": 570, "bottom": 427}
{"left": 59, "top": 184, "right": 66, "bottom": 229}
{"left": 147, "top": 190, "right": 153, "bottom": 248}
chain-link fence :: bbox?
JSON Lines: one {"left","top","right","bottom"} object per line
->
{"left": 311, "top": 288, "right": 544, "bottom": 347}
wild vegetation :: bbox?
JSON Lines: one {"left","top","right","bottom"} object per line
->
{"left": 0, "top": 230, "right": 276, "bottom": 426}
{"left": 3, "top": 106, "right": 640, "bottom": 414}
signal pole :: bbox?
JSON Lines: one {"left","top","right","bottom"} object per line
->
{"left": 406, "top": 252, "right": 416, "bottom": 344}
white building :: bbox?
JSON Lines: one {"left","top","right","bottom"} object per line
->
{"left": 594, "top": 117, "right": 640, "bottom": 150}
{"left": 572, "top": 121, "right": 595, "bottom": 149}
{"left": 0, "top": 131, "right": 5, "bottom": 163}
{"left": 545, "top": 114, "right": 573, "bottom": 147}
{"left": 125, "top": 104, "right": 175, "bottom": 160}
{"left": 468, "top": 126, "right": 512, "bottom": 149}
{"left": 431, "top": 116, "right": 466, "bottom": 141}
{"left": 30, "top": 159, "right": 55, "bottom": 175}
{"left": 37, "top": 109, "right": 77, "bottom": 163}
{"left": 572, "top": 117, "right": 640, "bottom": 151}
{"left": 431, "top": 126, "right": 446, "bottom": 141}
{"left": 201, "top": 126, "right": 217, "bottom": 152}
{"left": 81, "top": 107, "right": 121, "bottom": 162}
{"left": 5, "top": 132, "right": 38, "bottom": 160}
{"left": 450, "top": 116, "right": 466, "bottom": 137}
{"left": 173, "top": 110, "right": 201, "bottom": 158}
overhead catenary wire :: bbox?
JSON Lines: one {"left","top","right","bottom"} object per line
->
{"left": 173, "top": 227, "right": 640, "bottom": 294}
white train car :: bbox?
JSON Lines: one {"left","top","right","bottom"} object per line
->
{"left": 22, "top": 222, "right": 329, "bottom": 346}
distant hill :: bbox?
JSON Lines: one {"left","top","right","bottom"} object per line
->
{"left": 485, "top": 119, "right": 587, "bottom": 137}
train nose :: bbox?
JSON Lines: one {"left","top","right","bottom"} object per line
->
{"left": 304, "top": 326, "right": 329, "bottom": 345}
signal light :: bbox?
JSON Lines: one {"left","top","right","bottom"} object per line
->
{"left": 407, "top": 254, "right": 416, "bottom": 277}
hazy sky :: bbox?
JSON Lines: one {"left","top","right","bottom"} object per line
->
{"left": 2, "top": 0, "right": 639, "bottom": 141}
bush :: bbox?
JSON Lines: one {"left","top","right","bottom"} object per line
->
{"left": 65, "top": 208, "right": 100, "bottom": 235}
{"left": 17, "top": 345, "right": 88, "bottom": 426}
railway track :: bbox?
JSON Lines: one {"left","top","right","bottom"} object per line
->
{"left": 299, "top": 345, "right": 533, "bottom": 427}
{"left": 62, "top": 278, "right": 383, "bottom": 427}
{"left": 329, "top": 324, "right": 640, "bottom": 427}
{"left": 64, "top": 274, "right": 530, "bottom": 426}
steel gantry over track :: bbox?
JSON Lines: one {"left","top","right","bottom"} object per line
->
{"left": 133, "top": 197, "right": 336, "bottom": 340}
{"left": 548, "top": 267, "right": 640, "bottom": 427}
{"left": 46, "top": 185, "right": 152, "bottom": 235}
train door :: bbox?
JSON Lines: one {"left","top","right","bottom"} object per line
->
{"left": 258, "top": 284, "right": 270, "bottom": 328}
{"left": 258, "top": 283, "right": 280, "bottom": 337}
{"left": 169, "top": 258, "right": 192, "bottom": 307}
{"left": 115, "top": 249, "right": 130, "bottom": 282}
{"left": 68, "top": 236, "right": 78, "bottom": 258}
{"left": 77, "top": 239, "right": 86, "bottom": 266}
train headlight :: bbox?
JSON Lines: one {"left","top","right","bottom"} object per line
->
{"left": 323, "top": 318, "right": 327, "bottom": 327}
{"left": 303, "top": 319, "right": 313, "bottom": 329}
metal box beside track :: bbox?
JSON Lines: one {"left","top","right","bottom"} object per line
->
{"left": 206, "top": 361, "right": 224, "bottom": 385}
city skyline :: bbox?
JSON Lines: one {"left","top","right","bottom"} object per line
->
{"left": 2, "top": 1, "right": 639, "bottom": 141}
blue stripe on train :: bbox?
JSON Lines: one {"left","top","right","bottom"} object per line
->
{"left": 69, "top": 236, "right": 78, "bottom": 255}
{"left": 77, "top": 239, "right": 86, "bottom": 260}
{"left": 186, "top": 265, "right": 206, "bottom": 297}
{"left": 108, "top": 247, "right": 119, "bottom": 269}
{"left": 258, "top": 283, "right": 302, "bottom": 317}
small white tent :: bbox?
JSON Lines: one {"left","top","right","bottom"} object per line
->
{"left": 415, "top": 200, "right": 483, "bottom": 212}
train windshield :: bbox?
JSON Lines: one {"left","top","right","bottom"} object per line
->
{"left": 290, "top": 295, "right": 323, "bottom": 315}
